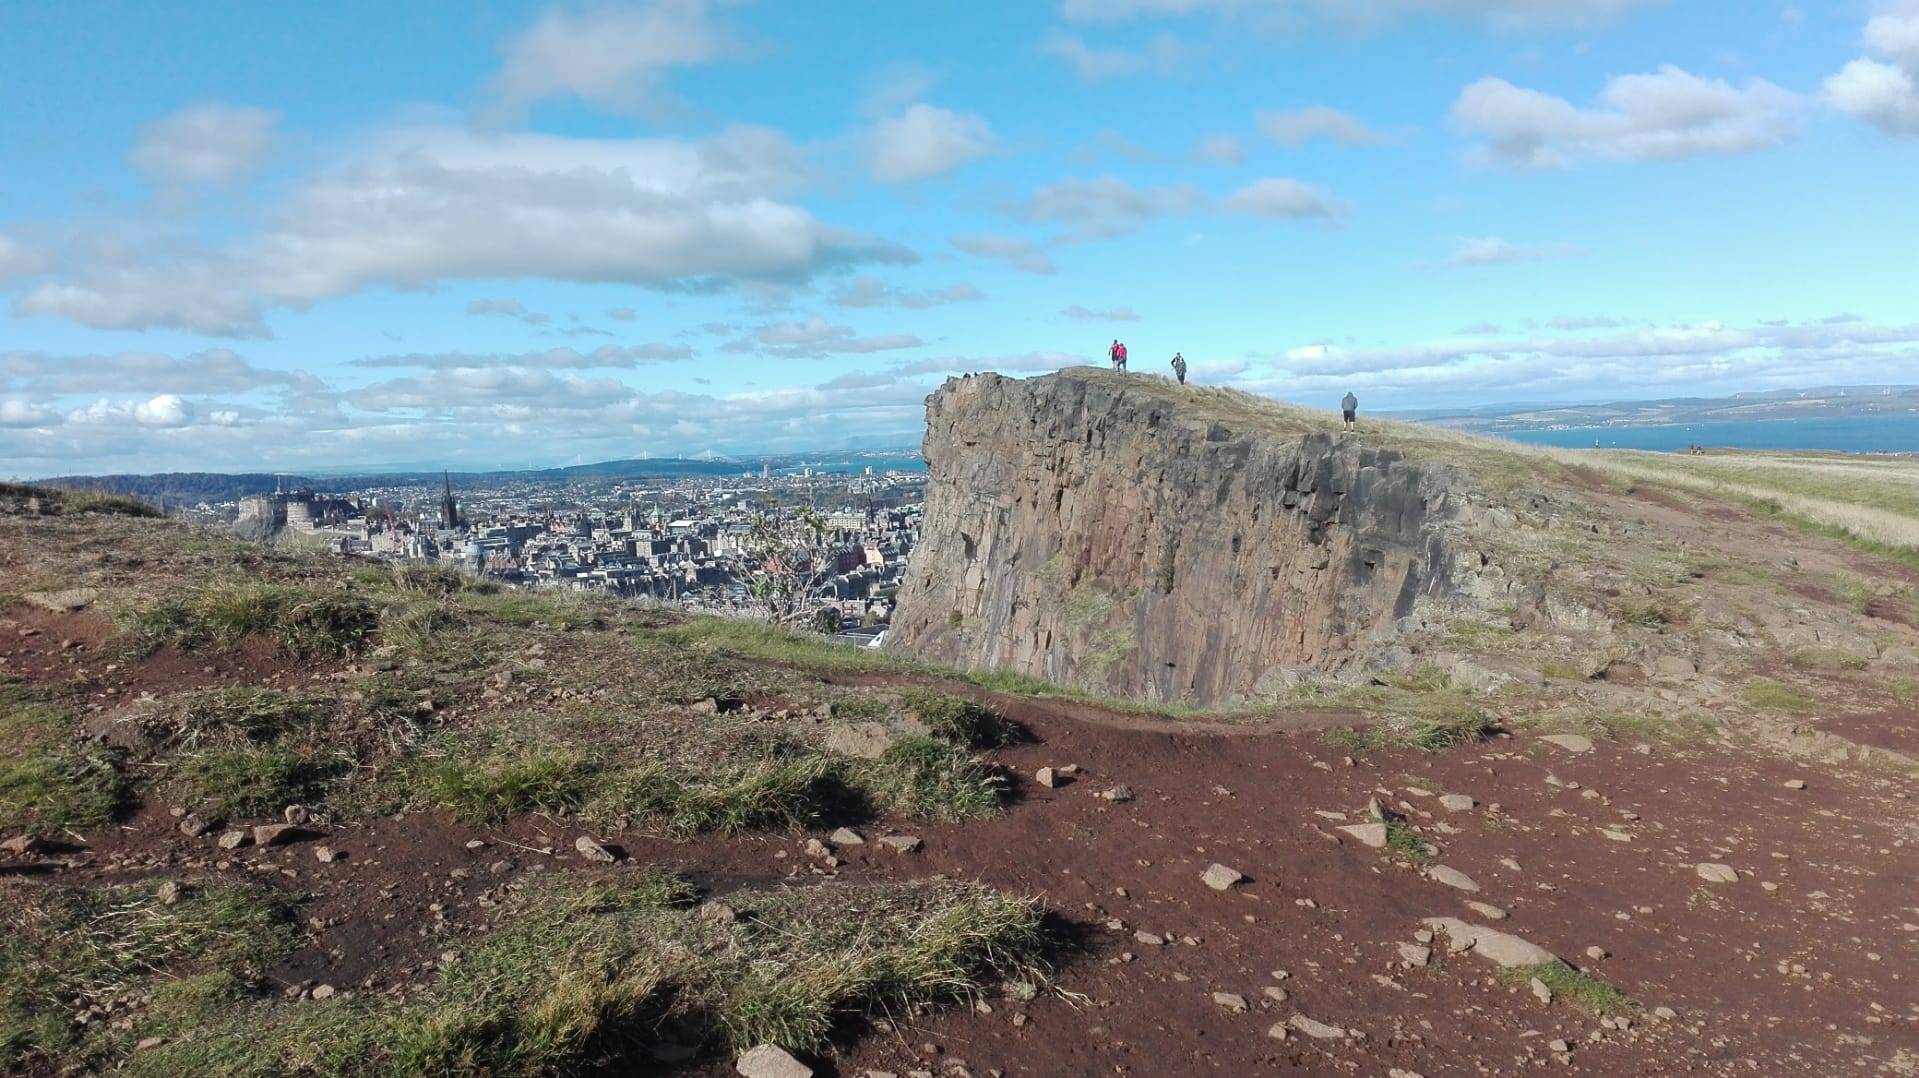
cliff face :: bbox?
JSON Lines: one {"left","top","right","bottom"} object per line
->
{"left": 888, "top": 369, "right": 1475, "bottom": 705}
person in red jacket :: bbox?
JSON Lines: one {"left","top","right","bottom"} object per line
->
{"left": 1109, "top": 339, "right": 1129, "bottom": 372}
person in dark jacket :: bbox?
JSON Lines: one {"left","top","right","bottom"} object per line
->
{"left": 1341, "top": 391, "right": 1358, "bottom": 433}
{"left": 1171, "top": 352, "right": 1188, "bottom": 384}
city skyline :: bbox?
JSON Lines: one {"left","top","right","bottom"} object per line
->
{"left": 3, "top": 1, "right": 1917, "bottom": 477}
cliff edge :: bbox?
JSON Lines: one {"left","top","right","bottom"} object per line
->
{"left": 889, "top": 368, "right": 1484, "bottom": 705}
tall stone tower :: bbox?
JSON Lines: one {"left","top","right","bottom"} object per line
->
{"left": 440, "top": 471, "right": 460, "bottom": 529}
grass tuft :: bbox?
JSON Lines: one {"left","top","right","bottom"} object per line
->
{"left": 0, "top": 683, "right": 129, "bottom": 832}
{"left": 1742, "top": 679, "right": 1816, "bottom": 713}
{"left": 138, "top": 584, "right": 377, "bottom": 657}
{"left": 162, "top": 746, "right": 338, "bottom": 819}
{"left": 1500, "top": 961, "right": 1634, "bottom": 1015}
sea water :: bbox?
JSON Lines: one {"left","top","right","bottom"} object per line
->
{"left": 1496, "top": 415, "right": 1919, "bottom": 454}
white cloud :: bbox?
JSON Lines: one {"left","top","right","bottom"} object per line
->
{"left": 20, "top": 125, "right": 910, "bottom": 336}
{"left": 1058, "top": 0, "right": 1661, "bottom": 29}
{"left": 868, "top": 104, "right": 997, "bottom": 183}
{"left": 1042, "top": 31, "right": 1194, "bottom": 79}
{"left": 727, "top": 316, "right": 925, "bottom": 358}
{"left": 1452, "top": 66, "right": 1802, "bottom": 168}
{"left": 0, "top": 348, "right": 321, "bottom": 396}
{"left": 1220, "top": 177, "right": 1347, "bottom": 221}
{"left": 830, "top": 277, "right": 983, "bottom": 309}
{"left": 128, "top": 103, "right": 278, "bottom": 184}
{"left": 1194, "top": 133, "right": 1245, "bottom": 164}
{"left": 0, "top": 400, "right": 57, "bottom": 428}
{"left": 1438, "top": 237, "right": 1585, "bottom": 267}
{"left": 1015, "top": 176, "right": 1202, "bottom": 240}
{"left": 486, "top": 0, "right": 727, "bottom": 116}
{"left": 1257, "top": 106, "right": 1385, "bottom": 146}
{"left": 1824, "top": 2, "right": 1919, "bottom": 136}
{"left": 1061, "top": 304, "right": 1142, "bottom": 321}
{"left": 952, "top": 233, "right": 1057, "bottom": 274}
{"left": 466, "top": 297, "right": 553, "bottom": 325}
{"left": 0, "top": 233, "right": 47, "bottom": 279}
{"left": 349, "top": 344, "right": 691, "bottom": 369}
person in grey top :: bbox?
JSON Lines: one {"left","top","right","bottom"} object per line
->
{"left": 1340, "top": 391, "right": 1358, "bottom": 433}
{"left": 1171, "top": 352, "right": 1188, "bottom": 384}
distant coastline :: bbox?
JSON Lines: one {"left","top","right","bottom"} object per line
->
{"left": 1495, "top": 414, "right": 1919, "bottom": 454}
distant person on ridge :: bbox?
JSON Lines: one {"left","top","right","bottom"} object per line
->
{"left": 1171, "top": 352, "right": 1188, "bottom": 384}
{"left": 1341, "top": 391, "right": 1359, "bottom": 433}
{"left": 1109, "top": 339, "right": 1128, "bottom": 372}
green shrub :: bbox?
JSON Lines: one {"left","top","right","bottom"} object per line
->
{"left": 0, "top": 685, "right": 129, "bottom": 831}
{"left": 164, "top": 746, "right": 337, "bottom": 818}
{"left": 899, "top": 689, "right": 1017, "bottom": 748}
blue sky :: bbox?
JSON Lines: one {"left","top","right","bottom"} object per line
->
{"left": 2, "top": 0, "right": 1916, "bottom": 476}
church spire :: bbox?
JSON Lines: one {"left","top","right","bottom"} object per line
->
{"left": 440, "top": 470, "right": 460, "bottom": 529}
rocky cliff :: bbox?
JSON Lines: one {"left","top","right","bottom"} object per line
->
{"left": 889, "top": 368, "right": 1479, "bottom": 705}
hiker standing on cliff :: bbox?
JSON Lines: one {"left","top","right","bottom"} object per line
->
{"left": 1171, "top": 352, "right": 1188, "bottom": 384}
{"left": 1109, "top": 339, "right": 1128, "bottom": 372}
{"left": 1341, "top": 391, "right": 1358, "bottom": 433}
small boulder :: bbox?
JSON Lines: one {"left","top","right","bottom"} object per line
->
{"left": 0, "top": 834, "right": 46, "bottom": 857}
{"left": 178, "top": 813, "right": 216, "bottom": 838}
{"left": 1201, "top": 863, "right": 1245, "bottom": 891}
{"left": 1337, "top": 823, "right": 1388, "bottom": 848}
{"left": 217, "top": 830, "right": 252, "bottom": 851}
{"left": 878, "top": 835, "right": 922, "bottom": 853}
{"left": 1784, "top": 779, "right": 1807, "bottom": 790}
{"left": 1696, "top": 862, "right": 1738, "bottom": 883}
{"left": 1099, "top": 784, "right": 1135, "bottom": 803}
{"left": 575, "top": 836, "right": 621, "bottom": 863}
{"left": 829, "top": 827, "right": 865, "bottom": 846}
{"left": 823, "top": 722, "right": 896, "bottom": 760}
{"left": 253, "top": 824, "right": 304, "bottom": 848}
{"left": 1530, "top": 977, "right": 1553, "bottom": 1004}
{"left": 1397, "top": 943, "right": 1432, "bottom": 967}
{"left": 1540, "top": 734, "right": 1593, "bottom": 754}
{"left": 1420, "top": 917, "right": 1557, "bottom": 968}
{"left": 1427, "top": 865, "right": 1480, "bottom": 892}
{"left": 283, "top": 805, "right": 310, "bottom": 825}
{"left": 1287, "top": 1015, "right": 1346, "bottom": 1040}
{"left": 1464, "top": 900, "right": 1507, "bottom": 921}
{"left": 1438, "top": 794, "right": 1476, "bottom": 812}
{"left": 314, "top": 846, "right": 341, "bottom": 864}
{"left": 1212, "top": 992, "right": 1249, "bottom": 1013}
{"left": 1034, "top": 766, "right": 1058, "bottom": 788}
{"left": 698, "top": 901, "right": 740, "bottom": 924}
{"left": 736, "top": 1043, "right": 812, "bottom": 1078}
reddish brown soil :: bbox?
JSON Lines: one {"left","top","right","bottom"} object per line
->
{"left": 6, "top": 614, "right": 1919, "bottom": 1077}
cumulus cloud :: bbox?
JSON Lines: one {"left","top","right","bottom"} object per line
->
{"left": 830, "top": 277, "right": 983, "bottom": 309}
{"left": 868, "top": 104, "right": 997, "bottom": 183}
{"left": 129, "top": 103, "right": 278, "bottom": 184}
{"left": 1436, "top": 237, "right": 1585, "bottom": 267}
{"left": 1060, "top": 304, "right": 1141, "bottom": 321}
{"left": 20, "top": 125, "right": 910, "bottom": 336}
{"left": 952, "top": 233, "right": 1057, "bottom": 274}
{"left": 0, "top": 349, "right": 320, "bottom": 396}
{"left": 1824, "top": 1, "right": 1919, "bottom": 136}
{"left": 1257, "top": 106, "right": 1385, "bottom": 146}
{"left": 1014, "top": 176, "right": 1203, "bottom": 240}
{"left": 1220, "top": 178, "right": 1347, "bottom": 221}
{"left": 0, "top": 233, "right": 48, "bottom": 280}
{"left": 0, "top": 400, "right": 57, "bottom": 428}
{"left": 348, "top": 344, "right": 691, "bottom": 369}
{"left": 485, "top": 0, "right": 728, "bottom": 117}
{"left": 727, "top": 316, "right": 925, "bottom": 358}
{"left": 1041, "top": 31, "right": 1195, "bottom": 79}
{"left": 1194, "top": 133, "right": 1245, "bottom": 165}
{"left": 1452, "top": 66, "right": 1802, "bottom": 169}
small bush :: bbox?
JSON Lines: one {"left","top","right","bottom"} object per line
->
{"left": 848, "top": 737, "right": 1005, "bottom": 823}
{"left": 410, "top": 750, "right": 597, "bottom": 824}
{"left": 899, "top": 689, "right": 1017, "bottom": 748}
{"left": 138, "top": 585, "right": 377, "bottom": 657}
{"left": 1742, "top": 679, "right": 1815, "bottom": 713}
{"left": 1787, "top": 647, "right": 1869, "bottom": 672}
{"left": 599, "top": 757, "right": 840, "bottom": 836}
{"left": 164, "top": 746, "right": 337, "bottom": 819}
{"left": 0, "top": 685, "right": 130, "bottom": 831}
{"left": 1500, "top": 961, "right": 1633, "bottom": 1014}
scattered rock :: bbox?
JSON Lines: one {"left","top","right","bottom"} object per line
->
{"left": 804, "top": 838, "right": 832, "bottom": 859}
{"left": 0, "top": 834, "right": 46, "bottom": 856}
{"left": 1035, "top": 766, "right": 1058, "bottom": 788}
{"left": 689, "top": 697, "right": 720, "bottom": 715}
{"left": 155, "top": 880, "right": 182, "bottom": 905}
{"left": 1099, "top": 784, "right": 1135, "bottom": 803}
{"left": 1464, "top": 900, "right": 1507, "bottom": 921}
{"left": 1201, "top": 863, "right": 1245, "bottom": 891}
{"left": 1134, "top": 931, "right": 1166, "bottom": 946}
{"left": 1540, "top": 734, "right": 1593, "bottom": 754}
{"left": 22, "top": 587, "right": 98, "bottom": 613}
{"left": 1784, "top": 779, "right": 1807, "bottom": 790}
{"left": 217, "top": 830, "right": 252, "bottom": 851}
{"left": 829, "top": 827, "right": 865, "bottom": 846}
{"left": 282, "top": 805, "right": 309, "bottom": 825}
{"left": 737, "top": 1043, "right": 812, "bottom": 1078}
{"left": 253, "top": 824, "right": 305, "bottom": 847}
{"left": 1585, "top": 946, "right": 1608, "bottom": 961}
{"left": 1438, "top": 794, "right": 1476, "bottom": 812}
{"left": 1427, "top": 865, "right": 1480, "bottom": 892}
{"left": 134, "top": 1036, "right": 166, "bottom": 1051}
{"left": 1421, "top": 918, "right": 1557, "bottom": 968}
{"left": 1212, "top": 992, "right": 1249, "bottom": 1014}
{"left": 1287, "top": 1015, "right": 1346, "bottom": 1040}
{"left": 1652, "top": 1006, "right": 1677, "bottom": 1021}
{"left": 698, "top": 901, "right": 739, "bottom": 924}
{"left": 178, "top": 813, "right": 216, "bottom": 838}
{"left": 879, "top": 835, "right": 923, "bottom": 853}
{"left": 1530, "top": 977, "right": 1553, "bottom": 1004}
{"left": 314, "top": 846, "right": 341, "bottom": 864}
{"left": 310, "top": 984, "right": 337, "bottom": 1001}
{"left": 1397, "top": 943, "right": 1432, "bottom": 967}
{"left": 575, "top": 836, "right": 620, "bottom": 863}
{"left": 1696, "top": 862, "right": 1738, "bottom": 884}
{"left": 1549, "top": 1038, "right": 1571, "bottom": 1054}
{"left": 1337, "top": 823, "right": 1388, "bottom": 848}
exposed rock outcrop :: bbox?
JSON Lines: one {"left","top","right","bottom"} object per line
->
{"left": 889, "top": 368, "right": 1481, "bottom": 705}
